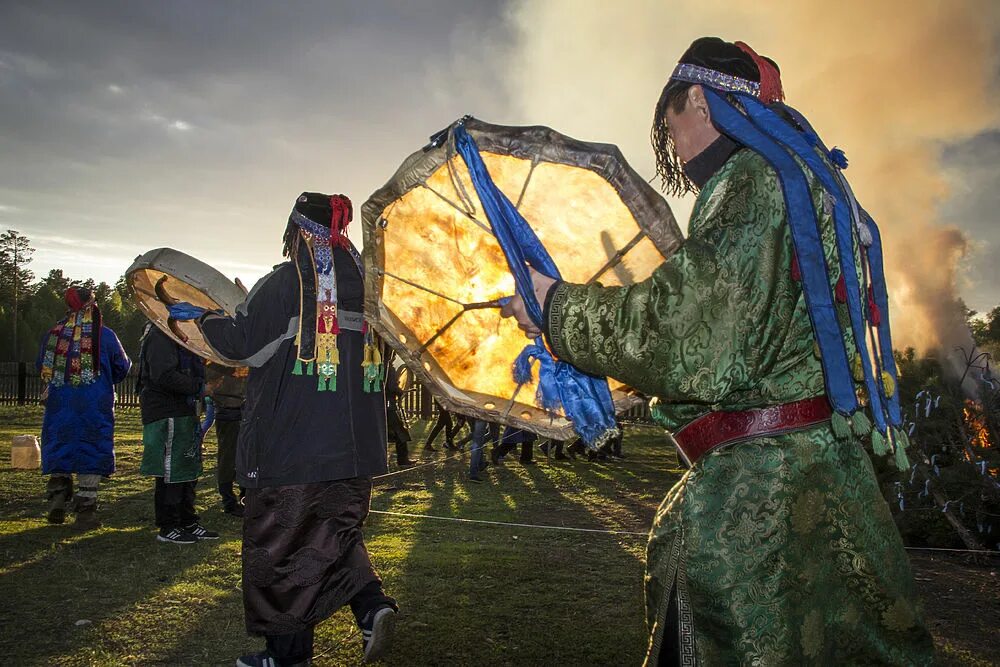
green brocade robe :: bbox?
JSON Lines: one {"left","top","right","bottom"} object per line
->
{"left": 545, "top": 150, "right": 934, "bottom": 666}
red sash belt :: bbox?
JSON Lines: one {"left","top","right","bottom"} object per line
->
{"left": 671, "top": 396, "right": 832, "bottom": 467}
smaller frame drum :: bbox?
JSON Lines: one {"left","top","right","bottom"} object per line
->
{"left": 126, "top": 248, "right": 247, "bottom": 366}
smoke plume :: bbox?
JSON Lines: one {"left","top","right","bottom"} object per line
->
{"left": 488, "top": 0, "right": 1000, "bottom": 354}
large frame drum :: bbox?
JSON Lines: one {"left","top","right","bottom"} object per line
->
{"left": 362, "top": 117, "right": 683, "bottom": 440}
{"left": 126, "top": 248, "right": 247, "bottom": 367}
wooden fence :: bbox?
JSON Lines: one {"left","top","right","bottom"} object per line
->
{"left": 0, "top": 362, "right": 143, "bottom": 408}
{"left": 0, "top": 361, "right": 652, "bottom": 424}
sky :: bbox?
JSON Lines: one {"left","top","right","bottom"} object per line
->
{"left": 1, "top": 0, "right": 999, "bottom": 351}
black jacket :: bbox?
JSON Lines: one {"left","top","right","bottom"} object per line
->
{"left": 201, "top": 248, "right": 387, "bottom": 488}
{"left": 138, "top": 327, "right": 204, "bottom": 425}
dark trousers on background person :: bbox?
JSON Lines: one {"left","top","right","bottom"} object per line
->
{"left": 264, "top": 581, "right": 393, "bottom": 663}
{"left": 424, "top": 409, "right": 455, "bottom": 449}
{"left": 497, "top": 438, "right": 535, "bottom": 463}
{"left": 154, "top": 477, "right": 198, "bottom": 529}
{"left": 393, "top": 439, "right": 411, "bottom": 465}
{"left": 215, "top": 419, "right": 242, "bottom": 509}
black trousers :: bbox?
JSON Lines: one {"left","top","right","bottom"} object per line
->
{"left": 154, "top": 477, "right": 198, "bottom": 529}
{"left": 264, "top": 581, "right": 391, "bottom": 663}
{"left": 658, "top": 583, "right": 681, "bottom": 667}
{"left": 393, "top": 439, "right": 411, "bottom": 464}
{"left": 215, "top": 419, "right": 239, "bottom": 487}
{"left": 424, "top": 409, "right": 454, "bottom": 447}
{"left": 498, "top": 440, "right": 534, "bottom": 462}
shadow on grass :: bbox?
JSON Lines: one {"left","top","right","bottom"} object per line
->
{"left": 0, "top": 525, "right": 234, "bottom": 665}
{"left": 0, "top": 453, "right": 247, "bottom": 666}
{"left": 364, "top": 437, "right": 658, "bottom": 665}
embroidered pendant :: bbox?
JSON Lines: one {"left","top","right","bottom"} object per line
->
{"left": 361, "top": 331, "right": 383, "bottom": 393}
{"left": 289, "top": 210, "right": 372, "bottom": 393}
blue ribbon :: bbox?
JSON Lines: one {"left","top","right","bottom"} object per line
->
{"left": 168, "top": 302, "right": 208, "bottom": 321}
{"left": 702, "top": 89, "right": 858, "bottom": 418}
{"left": 739, "top": 95, "right": 886, "bottom": 432}
{"left": 779, "top": 104, "right": 906, "bottom": 433}
{"left": 451, "top": 122, "right": 618, "bottom": 447}
{"left": 198, "top": 397, "right": 216, "bottom": 444}
{"left": 865, "top": 215, "right": 902, "bottom": 427}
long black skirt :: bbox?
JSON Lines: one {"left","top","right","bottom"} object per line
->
{"left": 242, "top": 477, "right": 382, "bottom": 635}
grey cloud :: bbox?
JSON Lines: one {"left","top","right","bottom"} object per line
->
{"left": 942, "top": 130, "right": 1000, "bottom": 313}
{"left": 0, "top": 1, "right": 512, "bottom": 285}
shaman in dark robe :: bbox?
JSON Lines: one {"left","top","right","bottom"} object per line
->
{"left": 200, "top": 192, "right": 397, "bottom": 667}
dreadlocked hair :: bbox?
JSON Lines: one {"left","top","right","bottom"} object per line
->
{"left": 652, "top": 81, "right": 698, "bottom": 197}
{"left": 282, "top": 220, "right": 299, "bottom": 258}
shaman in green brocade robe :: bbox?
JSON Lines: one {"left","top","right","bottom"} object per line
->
{"left": 545, "top": 149, "right": 935, "bottom": 666}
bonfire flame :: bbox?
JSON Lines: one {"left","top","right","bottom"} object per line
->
{"left": 962, "top": 399, "right": 999, "bottom": 479}
{"left": 962, "top": 399, "right": 993, "bottom": 451}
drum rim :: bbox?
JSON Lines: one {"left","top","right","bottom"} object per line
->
{"left": 360, "top": 117, "right": 671, "bottom": 438}
{"left": 126, "top": 247, "right": 247, "bottom": 368}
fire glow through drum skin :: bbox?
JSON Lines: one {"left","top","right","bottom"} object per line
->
{"left": 362, "top": 117, "right": 684, "bottom": 441}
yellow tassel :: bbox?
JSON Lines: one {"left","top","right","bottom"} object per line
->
{"left": 882, "top": 371, "right": 896, "bottom": 398}
{"left": 851, "top": 354, "right": 865, "bottom": 382}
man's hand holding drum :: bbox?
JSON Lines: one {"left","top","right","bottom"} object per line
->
{"left": 500, "top": 266, "right": 557, "bottom": 340}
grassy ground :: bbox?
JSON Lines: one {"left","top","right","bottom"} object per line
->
{"left": 0, "top": 405, "right": 996, "bottom": 666}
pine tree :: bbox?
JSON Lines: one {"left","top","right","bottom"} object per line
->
{"left": 0, "top": 230, "right": 35, "bottom": 360}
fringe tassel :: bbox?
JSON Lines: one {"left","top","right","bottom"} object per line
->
{"left": 828, "top": 147, "right": 849, "bottom": 170}
{"left": 867, "top": 285, "right": 881, "bottom": 326}
{"left": 898, "top": 429, "right": 911, "bottom": 451}
{"left": 734, "top": 41, "right": 784, "bottom": 103}
{"left": 292, "top": 359, "right": 303, "bottom": 375}
{"left": 834, "top": 274, "right": 847, "bottom": 304}
{"left": 881, "top": 370, "right": 896, "bottom": 398}
{"left": 892, "top": 428, "right": 910, "bottom": 471}
{"left": 361, "top": 339, "right": 383, "bottom": 393}
{"left": 871, "top": 428, "right": 889, "bottom": 456}
{"left": 851, "top": 354, "right": 865, "bottom": 382}
{"left": 831, "top": 412, "right": 851, "bottom": 440}
{"left": 851, "top": 410, "right": 871, "bottom": 438}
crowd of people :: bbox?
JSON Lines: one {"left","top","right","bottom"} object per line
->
{"left": 34, "top": 275, "right": 624, "bottom": 666}
{"left": 386, "top": 391, "right": 630, "bottom": 483}
{"left": 29, "top": 35, "right": 937, "bottom": 667}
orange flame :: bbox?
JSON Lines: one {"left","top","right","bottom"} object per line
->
{"left": 962, "top": 399, "right": 992, "bottom": 451}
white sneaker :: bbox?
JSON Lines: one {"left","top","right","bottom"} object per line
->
{"left": 361, "top": 606, "right": 396, "bottom": 662}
